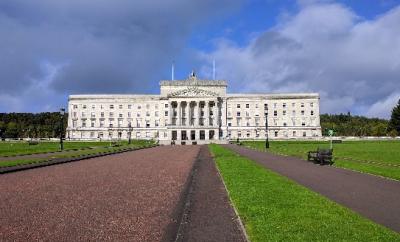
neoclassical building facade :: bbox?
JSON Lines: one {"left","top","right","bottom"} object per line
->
{"left": 67, "top": 74, "right": 321, "bottom": 144}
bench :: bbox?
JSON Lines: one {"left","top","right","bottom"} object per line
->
{"left": 307, "top": 148, "right": 333, "bottom": 165}
{"left": 332, "top": 139, "right": 342, "bottom": 143}
{"left": 28, "top": 140, "right": 39, "bottom": 145}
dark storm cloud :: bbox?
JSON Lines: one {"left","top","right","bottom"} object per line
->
{"left": 0, "top": 0, "right": 242, "bottom": 111}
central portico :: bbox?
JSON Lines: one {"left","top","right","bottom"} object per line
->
{"left": 160, "top": 73, "right": 227, "bottom": 145}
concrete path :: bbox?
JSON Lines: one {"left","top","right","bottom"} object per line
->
{"left": 225, "top": 144, "right": 400, "bottom": 232}
{"left": 176, "top": 145, "right": 246, "bottom": 242}
{"left": 0, "top": 146, "right": 199, "bottom": 241}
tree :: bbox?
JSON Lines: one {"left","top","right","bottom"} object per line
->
{"left": 388, "top": 99, "right": 400, "bottom": 135}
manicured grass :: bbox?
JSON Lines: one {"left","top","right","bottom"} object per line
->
{"left": 209, "top": 144, "right": 400, "bottom": 241}
{"left": 0, "top": 140, "right": 153, "bottom": 157}
{"left": 0, "top": 158, "right": 43, "bottom": 168}
{"left": 0, "top": 140, "right": 155, "bottom": 168}
{"left": 242, "top": 140, "right": 400, "bottom": 180}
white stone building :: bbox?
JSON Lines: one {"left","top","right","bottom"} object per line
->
{"left": 67, "top": 73, "right": 321, "bottom": 144}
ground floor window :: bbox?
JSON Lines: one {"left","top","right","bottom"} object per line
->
{"left": 274, "top": 131, "right": 278, "bottom": 137}
{"left": 172, "top": 131, "right": 177, "bottom": 140}
{"left": 200, "top": 130, "right": 205, "bottom": 140}
{"left": 209, "top": 130, "right": 215, "bottom": 140}
{"left": 191, "top": 130, "right": 196, "bottom": 140}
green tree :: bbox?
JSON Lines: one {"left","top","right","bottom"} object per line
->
{"left": 388, "top": 99, "right": 400, "bottom": 135}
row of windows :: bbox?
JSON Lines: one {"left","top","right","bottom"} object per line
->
{"left": 72, "top": 103, "right": 169, "bottom": 110}
{"left": 228, "top": 110, "right": 314, "bottom": 117}
{"left": 73, "top": 119, "right": 164, "bottom": 128}
{"left": 73, "top": 111, "right": 169, "bottom": 118}
{"left": 229, "top": 102, "right": 314, "bottom": 109}
{"left": 227, "top": 120, "right": 309, "bottom": 127}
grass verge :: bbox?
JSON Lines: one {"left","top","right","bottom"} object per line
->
{"left": 242, "top": 140, "right": 400, "bottom": 180}
{"left": 209, "top": 144, "right": 400, "bottom": 241}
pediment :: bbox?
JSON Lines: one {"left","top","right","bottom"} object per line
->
{"left": 168, "top": 87, "right": 218, "bottom": 97}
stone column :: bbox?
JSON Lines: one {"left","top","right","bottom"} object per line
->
{"left": 194, "top": 101, "right": 199, "bottom": 126}
{"left": 169, "top": 101, "right": 172, "bottom": 126}
{"left": 213, "top": 100, "right": 218, "bottom": 127}
{"left": 177, "top": 101, "right": 181, "bottom": 126}
{"left": 185, "top": 102, "right": 189, "bottom": 126}
{"left": 204, "top": 101, "right": 209, "bottom": 127}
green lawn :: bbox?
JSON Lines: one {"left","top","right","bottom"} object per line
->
{"left": 242, "top": 140, "right": 400, "bottom": 180}
{"left": 0, "top": 140, "right": 153, "bottom": 157}
{"left": 209, "top": 144, "right": 400, "bottom": 241}
{"left": 0, "top": 140, "right": 155, "bottom": 168}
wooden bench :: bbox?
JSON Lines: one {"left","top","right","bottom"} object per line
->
{"left": 307, "top": 148, "right": 333, "bottom": 165}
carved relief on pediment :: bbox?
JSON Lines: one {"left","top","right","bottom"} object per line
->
{"left": 168, "top": 87, "right": 218, "bottom": 97}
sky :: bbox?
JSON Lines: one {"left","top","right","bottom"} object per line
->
{"left": 0, "top": 0, "right": 399, "bottom": 118}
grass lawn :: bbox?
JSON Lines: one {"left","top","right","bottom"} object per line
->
{"left": 0, "top": 140, "right": 155, "bottom": 168}
{"left": 242, "top": 140, "right": 400, "bottom": 180}
{"left": 209, "top": 144, "right": 400, "bottom": 241}
{"left": 0, "top": 140, "right": 153, "bottom": 157}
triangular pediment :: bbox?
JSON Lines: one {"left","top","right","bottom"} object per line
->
{"left": 168, "top": 87, "right": 218, "bottom": 97}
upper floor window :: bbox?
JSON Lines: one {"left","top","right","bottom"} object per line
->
{"left": 73, "top": 105, "right": 78, "bottom": 109}
{"left": 283, "top": 110, "right": 286, "bottom": 116}
{"left": 237, "top": 104, "right": 241, "bottom": 108}
{"left": 237, "top": 112, "right": 241, "bottom": 117}
{"left": 91, "top": 105, "right": 95, "bottom": 109}
{"left": 310, "top": 102, "right": 314, "bottom": 107}
{"left": 165, "top": 103, "right": 168, "bottom": 108}
{"left": 110, "top": 105, "right": 114, "bottom": 109}
{"left": 82, "top": 105, "right": 87, "bottom": 109}
{"left": 246, "top": 104, "right": 250, "bottom": 108}
{"left": 283, "top": 103, "right": 286, "bottom": 108}
{"left": 301, "top": 103, "right": 304, "bottom": 108}
{"left": 301, "top": 110, "right": 305, "bottom": 115}
{"left": 274, "top": 110, "right": 277, "bottom": 116}
{"left": 311, "top": 110, "right": 314, "bottom": 116}
{"left": 128, "top": 104, "right": 132, "bottom": 109}
{"left": 119, "top": 105, "right": 123, "bottom": 109}
{"left": 264, "top": 103, "right": 268, "bottom": 110}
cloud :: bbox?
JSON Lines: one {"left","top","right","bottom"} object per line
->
{"left": 0, "top": 0, "right": 242, "bottom": 112}
{"left": 199, "top": 2, "right": 400, "bottom": 118}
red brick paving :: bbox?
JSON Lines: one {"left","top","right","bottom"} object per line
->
{"left": 0, "top": 145, "right": 200, "bottom": 241}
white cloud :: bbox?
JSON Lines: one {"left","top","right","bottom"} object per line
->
{"left": 199, "top": 2, "right": 400, "bottom": 118}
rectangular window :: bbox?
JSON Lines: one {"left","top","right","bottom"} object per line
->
{"left": 274, "top": 131, "right": 278, "bottom": 137}
{"left": 301, "top": 110, "right": 305, "bottom": 115}
{"left": 302, "top": 122, "right": 306, "bottom": 126}
{"left": 292, "top": 110, "right": 296, "bottom": 116}
{"left": 82, "top": 105, "right": 87, "bottom": 109}
{"left": 73, "top": 105, "right": 78, "bottom": 109}
{"left": 100, "top": 120, "right": 104, "bottom": 127}
{"left": 119, "top": 113, "right": 123, "bottom": 118}
{"left": 82, "top": 121, "right": 86, "bottom": 127}
{"left": 155, "top": 111, "right": 159, "bottom": 117}
{"left": 283, "top": 110, "right": 286, "bottom": 116}
{"left": 109, "top": 112, "right": 114, "bottom": 117}
{"left": 310, "top": 102, "right": 314, "bottom": 107}
{"left": 311, "top": 110, "right": 314, "bottom": 116}
{"left": 119, "top": 105, "right": 123, "bottom": 109}
{"left": 301, "top": 103, "right": 304, "bottom": 108}
{"left": 128, "top": 112, "right": 131, "bottom": 117}
{"left": 110, "top": 105, "right": 114, "bottom": 109}
{"left": 128, "top": 104, "right": 132, "bottom": 109}
{"left": 237, "top": 104, "right": 241, "bottom": 108}
{"left": 264, "top": 103, "right": 268, "bottom": 110}
{"left": 246, "top": 103, "right": 249, "bottom": 108}
{"left": 274, "top": 110, "right": 277, "bottom": 116}
{"left": 165, "top": 111, "right": 168, "bottom": 116}
{"left": 237, "top": 112, "right": 241, "bottom": 117}
{"left": 283, "top": 103, "right": 286, "bottom": 108}
{"left": 92, "top": 105, "right": 95, "bottom": 109}
{"left": 165, "top": 103, "right": 168, "bottom": 108}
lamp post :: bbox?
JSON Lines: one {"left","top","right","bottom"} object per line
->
{"left": 128, "top": 123, "right": 132, "bottom": 145}
{"left": 265, "top": 112, "right": 269, "bottom": 149}
{"left": 60, "top": 108, "right": 65, "bottom": 151}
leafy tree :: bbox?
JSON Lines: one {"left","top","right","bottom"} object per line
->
{"left": 388, "top": 99, "right": 400, "bottom": 135}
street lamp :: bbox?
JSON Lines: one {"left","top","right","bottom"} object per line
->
{"left": 60, "top": 108, "right": 65, "bottom": 151}
{"left": 265, "top": 112, "right": 269, "bottom": 149}
{"left": 128, "top": 123, "right": 132, "bottom": 144}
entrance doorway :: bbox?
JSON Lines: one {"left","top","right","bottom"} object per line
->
{"left": 181, "top": 130, "right": 187, "bottom": 140}
{"left": 190, "top": 130, "right": 196, "bottom": 140}
{"left": 172, "top": 131, "right": 177, "bottom": 140}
